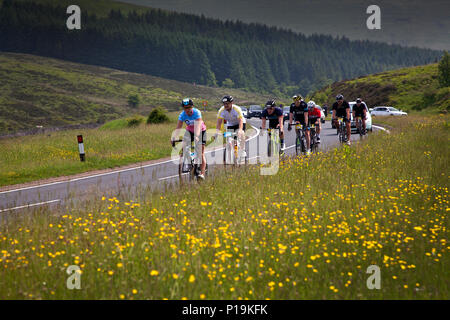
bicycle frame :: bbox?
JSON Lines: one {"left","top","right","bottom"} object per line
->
{"left": 294, "top": 123, "right": 307, "bottom": 156}
{"left": 172, "top": 138, "right": 207, "bottom": 181}
{"left": 266, "top": 127, "right": 281, "bottom": 158}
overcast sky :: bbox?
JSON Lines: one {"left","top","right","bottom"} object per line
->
{"left": 116, "top": 0, "right": 449, "bottom": 50}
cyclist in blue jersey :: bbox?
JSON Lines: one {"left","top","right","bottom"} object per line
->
{"left": 171, "top": 98, "right": 207, "bottom": 179}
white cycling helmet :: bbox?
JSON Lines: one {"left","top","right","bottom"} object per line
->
{"left": 307, "top": 100, "right": 316, "bottom": 108}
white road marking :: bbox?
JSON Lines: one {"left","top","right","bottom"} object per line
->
{"left": 0, "top": 199, "right": 61, "bottom": 213}
{"left": 372, "top": 125, "right": 390, "bottom": 133}
{"left": 158, "top": 173, "right": 188, "bottom": 181}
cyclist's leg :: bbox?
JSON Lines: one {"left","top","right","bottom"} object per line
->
{"left": 362, "top": 113, "right": 366, "bottom": 132}
{"left": 304, "top": 119, "right": 310, "bottom": 150}
{"left": 346, "top": 117, "right": 351, "bottom": 141}
{"left": 183, "top": 130, "right": 193, "bottom": 164}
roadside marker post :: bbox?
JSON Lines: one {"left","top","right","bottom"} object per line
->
{"left": 77, "top": 135, "right": 85, "bottom": 162}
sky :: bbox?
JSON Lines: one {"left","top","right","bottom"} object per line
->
{"left": 116, "top": 0, "right": 450, "bottom": 50}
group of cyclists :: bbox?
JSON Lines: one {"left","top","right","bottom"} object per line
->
{"left": 170, "top": 94, "right": 368, "bottom": 179}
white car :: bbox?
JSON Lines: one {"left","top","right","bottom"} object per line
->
{"left": 371, "top": 106, "right": 407, "bottom": 116}
{"left": 349, "top": 101, "right": 373, "bottom": 132}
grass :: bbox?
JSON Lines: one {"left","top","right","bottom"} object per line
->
{"left": 311, "top": 63, "right": 450, "bottom": 113}
{"left": 0, "top": 52, "right": 269, "bottom": 134}
{"left": 0, "top": 115, "right": 448, "bottom": 299}
{"left": 0, "top": 111, "right": 218, "bottom": 187}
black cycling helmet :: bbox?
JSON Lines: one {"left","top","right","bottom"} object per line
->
{"left": 222, "top": 95, "right": 234, "bottom": 103}
{"left": 336, "top": 94, "right": 344, "bottom": 101}
{"left": 356, "top": 98, "right": 362, "bottom": 103}
{"left": 265, "top": 99, "right": 276, "bottom": 108}
{"left": 181, "top": 98, "right": 194, "bottom": 107}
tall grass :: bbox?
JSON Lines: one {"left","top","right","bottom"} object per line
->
{"left": 0, "top": 115, "right": 448, "bottom": 299}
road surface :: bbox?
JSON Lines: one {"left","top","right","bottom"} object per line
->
{"left": 0, "top": 119, "right": 385, "bottom": 219}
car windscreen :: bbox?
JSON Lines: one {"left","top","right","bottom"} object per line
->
{"left": 389, "top": 107, "right": 398, "bottom": 111}
{"left": 250, "top": 106, "right": 261, "bottom": 111}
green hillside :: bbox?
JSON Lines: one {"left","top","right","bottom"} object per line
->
{"left": 0, "top": 52, "right": 267, "bottom": 134}
{"left": 311, "top": 63, "right": 450, "bottom": 112}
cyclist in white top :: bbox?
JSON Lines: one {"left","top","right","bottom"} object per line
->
{"left": 214, "top": 95, "right": 246, "bottom": 158}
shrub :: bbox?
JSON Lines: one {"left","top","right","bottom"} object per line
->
{"left": 147, "top": 107, "right": 170, "bottom": 124}
{"left": 128, "top": 94, "right": 140, "bottom": 108}
{"left": 126, "top": 116, "right": 144, "bottom": 127}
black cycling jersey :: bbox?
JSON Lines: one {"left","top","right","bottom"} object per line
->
{"left": 290, "top": 101, "right": 308, "bottom": 124}
{"left": 332, "top": 100, "right": 350, "bottom": 118}
{"left": 261, "top": 107, "right": 283, "bottom": 128}
{"left": 353, "top": 102, "right": 366, "bottom": 116}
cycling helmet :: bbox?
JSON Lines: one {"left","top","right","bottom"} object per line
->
{"left": 336, "top": 94, "right": 344, "bottom": 100}
{"left": 265, "top": 99, "right": 276, "bottom": 108}
{"left": 307, "top": 100, "right": 316, "bottom": 108}
{"left": 181, "top": 98, "right": 194, "bottom": 107}
{"left": 222, "top": 95, "right": 234, "bottom": 103}
{"left": 292, "top": 94, "right": 303, "bottom": 102}
{"left": 356, "top": 98, "right": 362, "bottom": 103}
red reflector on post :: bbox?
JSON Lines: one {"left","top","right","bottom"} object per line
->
{"left": 77, "top": 135, "right": 83, "bottom": 143}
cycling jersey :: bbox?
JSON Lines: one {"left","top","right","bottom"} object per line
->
{"left": 353, "top": 102, "right": 367, "bottom": 116}
{"left": 332, "top": 101, "right": 350, "bottom": 118}
{"left": 308, "top": 107, "right": 321, "bottom": 119}
{"left": 178, "top": 108, "right": 206, "bottom": 133}
{"left": 218, "top": 104, "right": 246, "bottom": 128}
{"left": 261, "top": 107, "right": 283, "bottom": 128}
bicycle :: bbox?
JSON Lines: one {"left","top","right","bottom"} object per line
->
{"left": 261, "top": 127, "right": 282, "bottom": 158}
{"left": 309, "top": 122, "right": 319, "bottom": 153}
{"left": 293, "top": 122, "right": 307, "bottom": 156}
{"left": 223, "top": 130, "right": 248, "bottom": 169}
{"left": 171, "top": 138, "right": 208, "bottom": 182}
{"left": 335, "top": 117, "right": 348, "bottom": 144}
{"left": 355, "top": 117, "right": 366, "bottom": 137}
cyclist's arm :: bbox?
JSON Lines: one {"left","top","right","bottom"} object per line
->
{"left": 216, "top": 118, "right": 223, "bottom": 134}
{"left": 278, "top": 115, "right": 284, "bottom": 130}
{"left": 239, "top": 118, "right": 243, "bottom": 132}
{"left": 173, "top": 120, "right": 183, "bottom": 141}
{"left": 304, "top": 111, "right": 308, "bottom": 126}
{"left": 289, "top": 112, "right": 293, "bottom": 125}
{"left": 194, "top": 118, "right": 202, "bottom": 138}
{"left": 261, "top": 118, "right": 266, "bottom": 129}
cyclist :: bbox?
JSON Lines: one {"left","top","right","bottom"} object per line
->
{"left": 260, "top": 99, "right": 285, "bottom": 151}
{"left": 352, "top": 98, "right": 367, "bottom": 135}
{"left": 288, "top": 94, "right": 310, "bottom": 155}
{"left": 307, "top": 100, "right": 322, "bottom": 143}
{"left": 332, "top": 94, "right": 351, "bottom": 145}
{"left": 171, "top": 98, "right": 207, "bottom": 180}
{"left": 214, "top": 95, "right": 246, "bottom": 158}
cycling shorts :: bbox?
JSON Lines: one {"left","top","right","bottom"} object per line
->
{"left": 226, "top": 123, "right": 246, "bottom": 131}
{"left": 188, "top": 130, "right": 207, "bottom": 145}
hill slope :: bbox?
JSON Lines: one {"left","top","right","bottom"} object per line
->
{"left": 0, "top": 0, "right": 441, "bottom": 95}
{"left": 0, "top": 52, "right": 266, "bottom": 134}
{"left": 311, "top": 63, "right": 450, "bottom": 112}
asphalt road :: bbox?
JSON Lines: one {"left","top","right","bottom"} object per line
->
{"left": 0, "top": 119, "right": 384, "bottom": 218}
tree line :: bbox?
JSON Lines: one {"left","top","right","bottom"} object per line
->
{"left": 0, "top": 0, "right": 443, "bottom": 96}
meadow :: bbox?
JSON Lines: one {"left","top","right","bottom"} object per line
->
{"left": 0, "top": 111, "right": 218, "bottom": 187}
{"left": 0, "top": 115, "right": 448, "bottom": 299}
